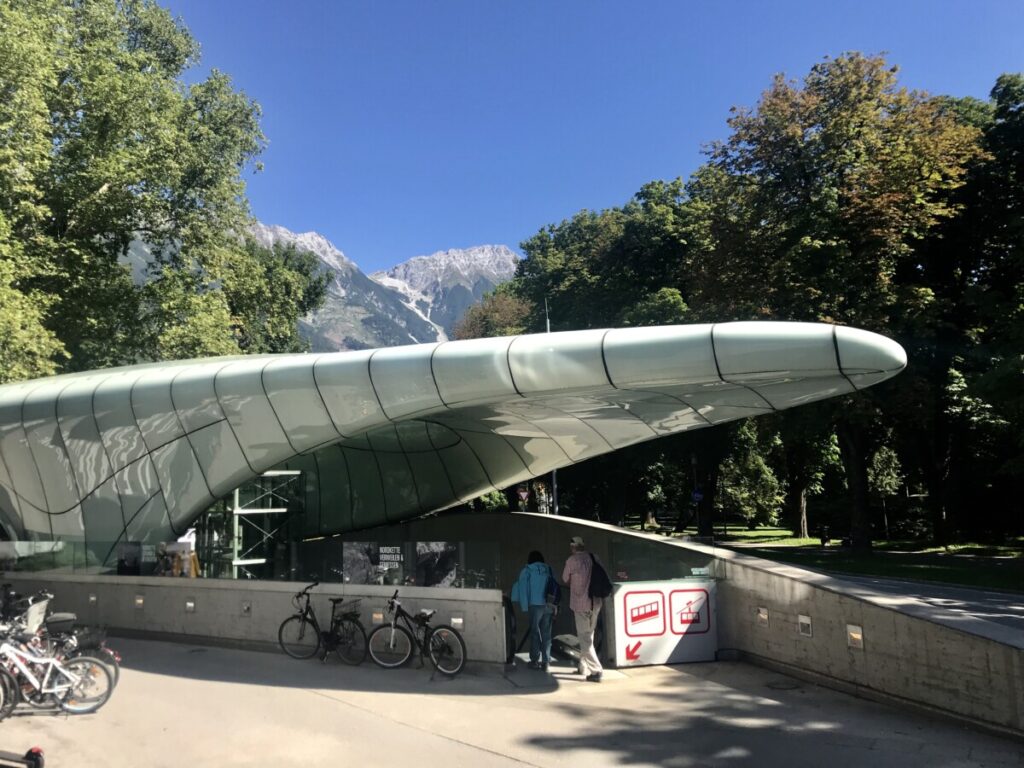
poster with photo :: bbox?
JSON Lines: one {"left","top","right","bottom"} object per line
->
{"left": 415, "top": 541, "right": 459, "bottom": 587}
{"left": 116, "top": 541, "right": 142, "bottom": 575}
{"left": 343, "top": 542, "right": 407, "bottom": 585}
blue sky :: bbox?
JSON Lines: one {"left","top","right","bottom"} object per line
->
{"left": 163, "top": 0, "right": 1023, "bottom": 273}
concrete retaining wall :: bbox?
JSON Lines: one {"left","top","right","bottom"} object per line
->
{"left": 5, "top": 515, "right": 1022, "bottom": 737}
{"left": 1, "top": 574, "right": 506, "bottom": 663}
{"left": 711, "top": 550, "right": 1024, "bottom": 737}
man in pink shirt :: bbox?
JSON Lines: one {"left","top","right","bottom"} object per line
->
{"left": 562, "top": 535, "right": 604, "bottom": 682}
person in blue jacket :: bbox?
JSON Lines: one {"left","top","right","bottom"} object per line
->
{"left": 511, "top": 550, "right": 556, "bottom": 670}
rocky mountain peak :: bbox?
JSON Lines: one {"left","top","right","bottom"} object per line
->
{"left": 371, "top": 245, "right": 520, "bottom": 292}
{"left": 250, "top": 222, "right": 355, "bottom": 275}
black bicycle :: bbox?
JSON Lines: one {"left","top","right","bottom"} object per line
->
{"left": 366, "top": 590, "right": 466, "bottom": 676}
{"left": 278, "top": 581, "right": 367, "bottom": 665}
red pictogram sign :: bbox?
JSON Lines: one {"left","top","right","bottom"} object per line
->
{"left": 623, "top": 590, "right": 665, "bottom": 638}
{"left": 677, "top": 600, "right": 700, "bottom": 624}
{"left": 669, "top": 589, "right": 710, "bottom": 635}
{"left": 629, "top": 600, "right": 660, "bottom": 624}
{"left": 625, "top": 641, "right": 642, "bottom": 661}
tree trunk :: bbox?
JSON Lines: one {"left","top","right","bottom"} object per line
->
{"left": 924, "top": 464, "right": 948, "bottom": 546}
{"left": 798, "top": 487, "right": 808, "bottom": 539}
{"left": 837, "top": 421, "right": 872, "bottom": 552}
{"left": 697, "top": 464, "right": 719, "bottom": 537}
{"left": 784, "top": 481, "right": 809, "bottom": 538}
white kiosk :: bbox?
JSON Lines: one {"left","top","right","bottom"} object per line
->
{"left": 605, "top": 579, "right": 718, "bottom": 667}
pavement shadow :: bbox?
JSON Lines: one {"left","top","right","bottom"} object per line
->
{"left": 521, "top": 663, "right": 1020, "bottom": 767}
{"left": 114, "top": 637, "right": 568, "bottom": 696}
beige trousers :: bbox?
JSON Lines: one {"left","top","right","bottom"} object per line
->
{"left": 572, "top": 602, "right": 603, "bottom": 676}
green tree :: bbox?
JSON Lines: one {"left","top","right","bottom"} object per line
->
{"left": 691, "top": 53, "right": 983, "bottom": 549}
{"left": 452, "top": 287, "right": 533, "bottom": 340}
{"left": 719, "top": 421, "right": 784, "bottom": 529}
{"left": 0, "top": 0, "right": 324, "bottom": 378}
{"left": 767, "top": 408, "right": 841, "bottom": 538}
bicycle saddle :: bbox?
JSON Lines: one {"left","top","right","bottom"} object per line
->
{"left": 328, "top": 597, "right": 346, "bottom": 604}
{"left": 415, "top": 609, "right": 436, "bottom": 622}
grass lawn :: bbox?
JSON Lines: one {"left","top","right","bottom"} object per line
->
{"left": 632, "top": 525, "right": 1024, "bottom": 592}
{"left": 727, "top": 530, "right": 1023, "bottom": 592}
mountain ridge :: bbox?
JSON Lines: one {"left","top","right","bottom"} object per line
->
{"left": 251, "top": 223, "right": 519, "bottom": 350}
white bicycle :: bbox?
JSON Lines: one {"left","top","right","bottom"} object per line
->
{"left": 0, "top": 633, "right": 113, "bottom": 716}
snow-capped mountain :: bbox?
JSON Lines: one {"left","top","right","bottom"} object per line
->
{"left": 251, "top": 222, "right": 440, "bottom": 351}
{"left": 250, "top": 223, "right": 356, "bottom": 275}
{"left": 123, "top": 223, "right": 518, "bottom": 351}
{"left": 371, "top": 245, "right": 520, "bottom": 339}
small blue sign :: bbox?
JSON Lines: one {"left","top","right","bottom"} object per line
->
{"left": 691, "top": 490, "right": 703, "bottom": 503}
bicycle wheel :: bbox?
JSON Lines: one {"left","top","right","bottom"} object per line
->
{"left": 60, "top": 656, "right": 113, "bottom": 714}
{"left": 367, "top": 624, "right": 413, "bottom": 668}
{"left": 67, "top": 648, "right": 120, "bottom": 689}
{"left": 427, "top": 625, "right": 467, "bottom": 676}
{"left": 278, "top": 616, "right": 320, "bottom": 659}
{"left": 334, "top": 619, "right": 368, "bottom": 666}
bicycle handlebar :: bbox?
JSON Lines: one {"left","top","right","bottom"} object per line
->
{"left": 295, "top": 581, "right": 319, "bottom": 599}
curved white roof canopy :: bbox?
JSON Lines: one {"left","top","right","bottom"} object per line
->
{"left": 0, "top": 322, "right": 905, "bottom": 560}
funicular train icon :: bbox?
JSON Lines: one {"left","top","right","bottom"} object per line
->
{"left": 629, "top": 600, "right": 661, "bottom": 624}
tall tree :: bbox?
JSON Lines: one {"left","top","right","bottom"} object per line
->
{"left": 0, "top": 0, "right": 325, "bottom": 378}
{"left": 690, "top": 53, "right": 983, "bottom": 549}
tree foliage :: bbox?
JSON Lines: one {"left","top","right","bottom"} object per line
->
{"left": 459, "top": 53, "right": 1022, "bottom": 545}
{"left": 0, "top": 0, "right": 325, "bottom": 378}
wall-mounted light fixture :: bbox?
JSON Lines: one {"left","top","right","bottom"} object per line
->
{"left": 756, "top": 607, "right": 769, "bottom": 627}
{"left": 240, "top": 601, "right": 252, "bottom": 617}
{"left": 185, "top": 598, "right": 196, "bottom": 613}
{"left": 88, "top": 593, "right": 98, "bottom": 606}
{"left": 846, "top": 623, "right": 864, "bottom": 649}
{"left": 798, "top": 614, "right": 813, "bottom": 638}
{"left": 134, "top": 595, "right": 144, "bottom": 609}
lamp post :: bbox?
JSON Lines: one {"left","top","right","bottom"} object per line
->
{"left": 545, "top": 297, "right": 559, "bottom": 516}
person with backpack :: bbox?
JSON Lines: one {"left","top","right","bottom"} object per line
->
{"left": 511, "top": 550, "right": 558, "bottom": 671}
{"left": 562, "top": 535, "right": 611, "bottom": 682}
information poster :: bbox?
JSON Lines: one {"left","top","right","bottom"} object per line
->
{"left": 343, "top": 542, "right": 407, "bottom": 585}
{"left": 415, "top": 542, "right": 459, "bottom": 587}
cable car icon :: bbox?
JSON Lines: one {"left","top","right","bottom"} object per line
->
{"left": 677, "top": 599, "right": 701, "bottom": 625}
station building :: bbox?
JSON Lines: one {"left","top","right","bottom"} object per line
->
{"left": 2, "top": 322, "right": 1019, "bottom": 737}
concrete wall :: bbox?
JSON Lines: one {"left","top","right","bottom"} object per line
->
{"left": 711, "top": 549, "right": 1024, "bottom": 737}
{"left": 356, "top": 512, "right": 718, "bottom": 644}
{"left": 5, "top": 514, "right": 1022, "bottom": 737}
{"left": 1, "top": 573, "right": 507, "bottom": 663}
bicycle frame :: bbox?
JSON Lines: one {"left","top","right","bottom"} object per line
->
{"left": 383, "top": 596, "right": 431, "bottom": 656}
{"left": 0, "top": 641, "right": 81, "bottom": 695}
{"left": 291, "top": 584, "right": 360, "bottom": 640}
{"left": 292, "top": 591, "right": 323, "bottom": 637}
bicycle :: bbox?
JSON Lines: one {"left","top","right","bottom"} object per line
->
{"left": 366, "top": 590, "right": 466, "bottom": 676}
{"left": 0, "top": 633, "right": 112, "bottom": 716}
{"left": 277, "top": 581, "right": 367, "bottom": 665}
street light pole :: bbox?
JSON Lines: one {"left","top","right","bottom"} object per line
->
{"left": 545, "top": 297, "right": 559, "bottom": 516}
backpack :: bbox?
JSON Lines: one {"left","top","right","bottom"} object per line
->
{"left": 544, "top": 567, "right": 562, "bottom": 605}
{"left": 587, "top": 553, "right": 613, "bottom": 600}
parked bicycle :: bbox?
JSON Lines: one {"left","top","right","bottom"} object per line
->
{"left": 0, "top": 628, "right": 112, "bottom": 716}
{"left": 2, "top": 585, "right": 121, "bottom": 688}
{"left": 367, "top": 590, "right": 466, "bottom": 676}
{"left": 278, "top": 581, "right": 367, "bottom": 665}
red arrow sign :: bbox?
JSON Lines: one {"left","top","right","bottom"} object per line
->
{"left": 625, "top": 641, "right": 641, "bottom": 661}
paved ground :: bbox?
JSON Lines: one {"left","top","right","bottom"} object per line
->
{"left": 831, "top": 574, "right": 1024, "bottom": 634}
{"left": 0, "top": 638, "right": 1020, "bottom": 768}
